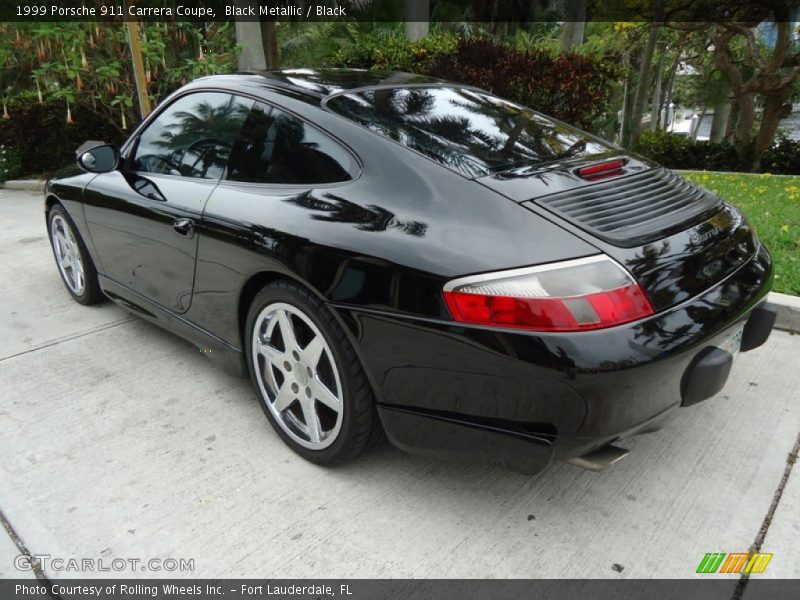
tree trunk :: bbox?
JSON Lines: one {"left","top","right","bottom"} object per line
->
{"left": 724, "top": 96, "right": 738, "bottom": 142}
{"left": 234, "top": 1, "right": 267, "bottom": 71}
{"left": 404, "top": 0, "right": 429, "bottom": 41}
{"left": 620, "top": 63, "right": 636, "bottom": 146}
{"left": 560, "top": 0, "right": 586, "bottom": 53}
{"left": 627, "top": 21, "right": 662, "bottom": 147}
{"left": 692, "top": 105, "right": 708, "bottom": 140}
{"left": 661, "top": 54, "right": 680, "bottom": 129}
{"left": 649, "top": 58, "right": 663, "bottom": 131}
{"left": 753, "top": 89, "right": 793, "bottom": 168}
{"left": 606, "top": 82, "right": 624, "bottom": 141}
{"left": 733, "top": 92, "right": 756, "bottom": 169}
{"left": 709, "top": 100, "right": 731, "bottom": 143}
{"left": 260, "top": 21, "right": 280, "bottom": 69}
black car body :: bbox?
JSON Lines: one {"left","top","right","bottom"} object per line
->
{"left": 46, "top": 69, "right": 776, "bottom": 474}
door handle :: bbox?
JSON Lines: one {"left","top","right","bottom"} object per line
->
{"left": 172, "top": 218, "right": 195, "bottom": 238}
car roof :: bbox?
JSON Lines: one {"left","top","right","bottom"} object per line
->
{"left": 185, "top": 68, "right": 448, "bottom": 105}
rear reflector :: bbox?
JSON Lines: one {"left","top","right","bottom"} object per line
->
{"left": 443, "top": 255, "right": 654, "bottom": 332}
{"left": 577, "top": 159, "right": 626, "bottom": 181}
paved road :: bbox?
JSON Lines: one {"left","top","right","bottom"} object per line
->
{"left": 1, "top": 188, "right": 798, "bottom": 585}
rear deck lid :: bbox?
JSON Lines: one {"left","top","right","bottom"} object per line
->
{"left": 525, "top": 166, "right": 723, "bottom": 247}
{"left": 479, "top": 158, "right": 757, "bottom": 311}
{"left": 478, "top": 157, "right": 723, "bottom": 247}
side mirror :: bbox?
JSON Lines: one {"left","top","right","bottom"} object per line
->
{"left": 76, "top": 142, "right": 119, "bottom": 173}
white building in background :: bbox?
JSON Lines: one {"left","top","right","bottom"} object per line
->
{"left": 757, "top": 12, "right": 800, "bottom": 48}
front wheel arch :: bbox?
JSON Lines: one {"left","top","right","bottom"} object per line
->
{"left": 45, "top": 194, "right": 60, "bottom": 215}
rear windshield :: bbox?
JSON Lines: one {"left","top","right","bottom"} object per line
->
{"left": 325, "top": 86, "right": 608, "bottom": 178}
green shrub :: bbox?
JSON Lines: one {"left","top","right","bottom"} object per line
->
{"left": 0, "top": 144, "right": 22, "bottom": 182}
{"left": 0, "top": 98, "right": 124, "bottom": 177}
{"left": 330, "top": 36, "right": 617, "bottom": 130}
{"left": 634, "top": 129, "right": 800, "bottom": 175}
{"left": 427, "top": 38, "right": 617, "bottom": 129}
{"left": 633, "top": 129, "right": 741, "bottom": 172}
{"left": 329, "top": 30, "right": 459, "bottom": 72}
{"left": 761, "top": 135, "right": 800, "bottom": 175}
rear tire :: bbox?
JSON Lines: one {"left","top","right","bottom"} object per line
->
{"left": 47, "top": 204, "right": 104, "bottom": 305}
{"left": 245, "top": 280, "right": 381, "bottom": 464}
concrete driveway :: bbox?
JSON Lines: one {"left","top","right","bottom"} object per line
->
{"left": 1, "top": 187, "right": 798, "bottom": 585}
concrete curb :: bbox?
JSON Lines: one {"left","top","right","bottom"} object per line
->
{"left": 0, "top": 179, "right": 45, "bottom": 192}
{"left": 770, "top": 292, "right": 800, "bottom": 334}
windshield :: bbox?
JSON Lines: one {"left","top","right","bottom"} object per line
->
{"left": 325, "top": 86, "right": 609, "bottom": 178}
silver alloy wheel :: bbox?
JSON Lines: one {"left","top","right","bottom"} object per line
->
{"left": 50, "top": 213, "right": 85, "bottom": 295}
{"left": 252, "top": 302, "right": 344, "bottom": 450}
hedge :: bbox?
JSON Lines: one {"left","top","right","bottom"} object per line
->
{"left": 0, "top": 98, "right": 126, "bottom": 177}
{"left": 331, "top": 35, "right": 618, "bottom": 130}
{"left": 633, "top": 130, "right": 800, "bottom": 175}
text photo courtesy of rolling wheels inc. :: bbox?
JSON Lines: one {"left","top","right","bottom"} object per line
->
{"left": 1, "top": 1, "right": 800, "bottom": 599}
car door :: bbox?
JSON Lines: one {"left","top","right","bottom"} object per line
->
{"left": 191, "top": 100, "right": 360, "bottom": 343}
{"left": 82, "top": 91, "right": 253, "bottom": 314}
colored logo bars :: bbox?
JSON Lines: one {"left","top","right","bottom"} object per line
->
{"left": 696, "top": 552, "right": 773, "bottom": 574}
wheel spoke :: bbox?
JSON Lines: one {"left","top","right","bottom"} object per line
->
{"left": 258, "top": 339, "right": 285, "bottom": 365}
{"left": 276, "top": 310, "right": 299, "bottom": 353}
{"left": 56, "top": 230, "right": 69, "bottom": 250}
{"left": 73, "top": 266, "right": 84, "bottom": 289}
{"left": 272, "top": 384, "right": 295, "bottom": 412}
{"left": 300, "top": 335, "right": 325, "bottom": 369}
{"left": 301, "top": 401, "right": 322, "bottom": 443}
{"left": 310, "top": 378, "right": 341, "bottom": 412}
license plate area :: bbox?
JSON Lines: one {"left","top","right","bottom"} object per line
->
{"left": 719, "top": 323, "right": 745, "bottom": 356}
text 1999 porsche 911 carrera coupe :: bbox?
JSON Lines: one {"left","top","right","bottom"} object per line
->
{"left": 46, "top": 69, "right": 776, "bottom": 474}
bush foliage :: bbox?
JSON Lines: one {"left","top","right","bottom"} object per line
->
{"left": 634, "top": 129, "right": 800, "bottom": 175}
{"left": 632, "top": 130, "right": 741, "bottom": 171}
{"left": 0, "top": 144, "right": 22, "bottom": 182}
{"left": 760, "top": 135, "right": 800, "bottom": 175}
{"left": 0, "top": 98, "right": 125, "bottom": 177}
{"left": 0, "top": 22, "right": 237, "bottom": 177}
{"left": 331, "top": 35, "right": 618, "bottom": 130}
{"left": 329, "top": 30, "right": 459, "bottom": 72}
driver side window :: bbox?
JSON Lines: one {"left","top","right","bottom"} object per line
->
{"left": 133, "top": 92, "right": 253, "bottom": 180}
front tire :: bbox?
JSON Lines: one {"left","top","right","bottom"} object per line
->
{"left": 47, "top": 204, "right": 104, "bottom": 305}
{"left": 245, "top": 280, "right": 381, "bottom": 464}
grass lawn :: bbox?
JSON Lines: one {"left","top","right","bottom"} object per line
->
{"left": 681, "top": 171, "right": 800, "bottom": 296}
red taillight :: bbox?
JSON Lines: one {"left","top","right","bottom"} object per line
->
{"left": 577, "top": 159, "right": 626, "bottom": 181}
{"left": 443, "top": 255, "right": 654, "bottom": 332}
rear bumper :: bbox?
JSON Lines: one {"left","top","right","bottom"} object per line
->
{"left": 335, "top": 244, "right": 774, "bottom": 474}
{"left": 681, "top": 302, "right": 777, "bottom": 407}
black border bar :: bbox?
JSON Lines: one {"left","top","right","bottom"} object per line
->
{"left": 3, "top": 0, "right": 799, "bottom": 23}
{"left": 3, "top": 579, "right": 800, "bottom": 600}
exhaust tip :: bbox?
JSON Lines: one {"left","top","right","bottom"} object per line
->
{"left": 567, "top": 444, "right": 629, "bottom": 471}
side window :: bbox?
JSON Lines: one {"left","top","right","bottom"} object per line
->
{"left": 133, "top": 92, "right": 253, "bottom": 180}
{"left": 227, "top": 102, "right": 354, "bottom": 185}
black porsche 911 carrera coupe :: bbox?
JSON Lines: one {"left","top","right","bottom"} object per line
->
{"left": 46, "top": 69, "right": 776, "bottom": 474}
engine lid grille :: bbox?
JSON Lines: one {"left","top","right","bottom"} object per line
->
{"left": 527, "top": 168, "right": 723, "bottom": 246}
